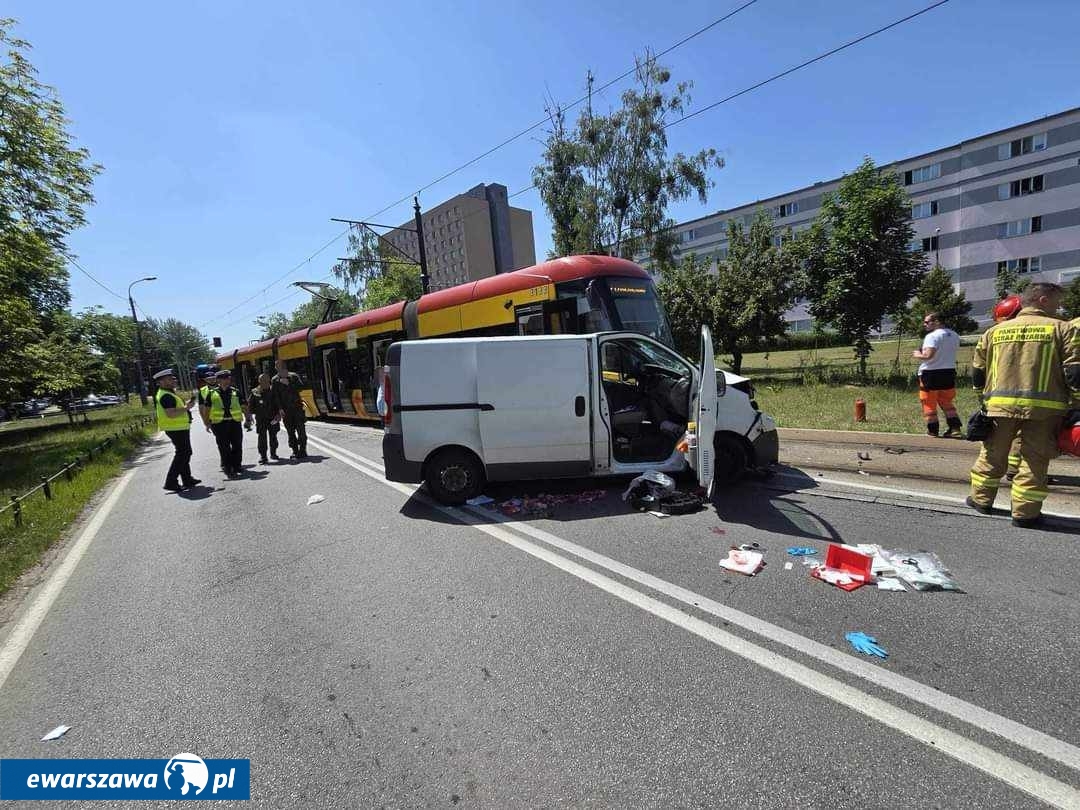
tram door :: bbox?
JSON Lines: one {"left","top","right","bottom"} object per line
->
{"left": 313, "top": 343, "right": 356, "bottom": 416}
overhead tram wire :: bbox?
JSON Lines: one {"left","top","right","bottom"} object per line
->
{"left": 198, "top": 3, "right": 758, "bottom": 332}
{"left": 66, "top": 256, "right": 126, "bottom": 301}
{"left": 664, "top": 0, "right": 951, "bottom": 130}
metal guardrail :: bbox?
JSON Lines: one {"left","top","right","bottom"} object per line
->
{"left": 0, "top": 415, "right": 156, "bottom": 530}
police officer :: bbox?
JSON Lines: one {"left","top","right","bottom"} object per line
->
{"left": 968, "top": 283, "right": 1080, "bottom": 527}
{"left": 153, "top": 369, "right": 200, "bottom": 492}
{"left": 196, "top": 366, "right": 227, "bottom": 471}
{"left": 271, "top": 358, "right": 308, "bottom": 459}
{"left": 200, "top": 369, "right": 248, "bottom": 478}
{"left": 247, "top": 373, "right": 280, "bottom": 464}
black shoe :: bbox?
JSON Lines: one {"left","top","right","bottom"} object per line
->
{"left": 1012, "top": 515, "right": 1043, "bottom": 529}
{"left": 965, "top": 496, "right": 994, "bottom": 515}
{"left": 163, "top": 483, "right": 182, "bottom": 492}
{"left": 259, "top": 456, "right": 268, "bottom": 464}
{"left": 270, "top": 452, "right": 279, "bottom": 460}
{"left": 943, "top": 429, "right": 963, "bottom": 439}
{"left": 182, "top": 478, "right": 202, "bottom": 489}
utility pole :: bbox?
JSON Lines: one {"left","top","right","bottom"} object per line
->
{"left": 127, "top": 276, "right": 156, "bottom": 406}
{"left": 413, "top": 197, "right": 430, "bottom": 295}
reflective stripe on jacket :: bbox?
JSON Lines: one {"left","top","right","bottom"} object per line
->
{"left": 973, "top": 308, "right": 1078, "bottom": 418}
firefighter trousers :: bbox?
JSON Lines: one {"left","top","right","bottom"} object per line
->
{"left": 969, "top": 417, "right": 1060, "bottom": 520}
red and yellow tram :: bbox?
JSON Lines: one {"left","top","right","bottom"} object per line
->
{"left": 216, "top": 254, "right": 673, "bottom": 420}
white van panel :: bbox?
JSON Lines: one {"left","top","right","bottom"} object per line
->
{"left": 477, "top": 339, "right": 591, "bottom": 470}
{"left": 399, "top": 341, "right": 483, "bottom": 464}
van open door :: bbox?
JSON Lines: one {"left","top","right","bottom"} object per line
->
{"left": 695, "top": 325, "right": 717, "bottom": 495}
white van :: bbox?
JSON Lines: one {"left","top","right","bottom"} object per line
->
{"left": 382, "top": 327, "right": 778, "bottom": 505}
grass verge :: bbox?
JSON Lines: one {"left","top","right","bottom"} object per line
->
{"left": 0, "top": 402, "right": 156, "bottom": 595}
{"left": 756, "top": 381, "right": 981, "bottom": 434}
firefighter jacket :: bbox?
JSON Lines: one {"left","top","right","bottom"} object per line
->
{"left": 972, "top": 307, "right": 1080, "bottom": 419}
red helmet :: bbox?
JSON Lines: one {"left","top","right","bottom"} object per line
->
{"left": 1059, "top": 422, "right": 1080, "bottom": 457}
{"left": 993, "top": 295, "right": 1023, "bottom": 322}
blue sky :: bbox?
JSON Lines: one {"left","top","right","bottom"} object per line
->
{"left": 10, "top": 0, "right": 1080, "bottom": 350}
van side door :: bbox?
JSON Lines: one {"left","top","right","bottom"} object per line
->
{"left": 476, "top": 339, "right": 592, "bottom": 480}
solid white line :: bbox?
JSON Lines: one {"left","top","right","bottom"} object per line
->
{"left": 306, "top": 434, "right": 1080, "bottom": 774}
{"left": 305, "top": 434, "right": 1080, "bottom": 806}
{"left": 773, "top": 471, "right": 1080, "bottom": 520}
{"left": 0, "top": 467, "right": 137, "bottom": 693}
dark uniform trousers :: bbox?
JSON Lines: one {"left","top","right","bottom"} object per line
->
{"left": 283, "top": 410, "right": 307, "bottom": 455}
{"left": 212, "top": 421, "right": 244, "bottom": 474}
{"left": 165, "top": 430, "right": 194, "bottom": 486}
{"left": 257, "top": 418, "right": 280, "bottom": 458}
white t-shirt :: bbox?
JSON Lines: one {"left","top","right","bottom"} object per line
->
{"left": 919, "top": 328, "right": 960, "bottom": 373}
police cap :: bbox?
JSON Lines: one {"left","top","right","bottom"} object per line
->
{"left": 152, "top": 368, "right": 176, "bottom": 381}
{"left": 215, "top": 369, "right": 232, "bottom": 379}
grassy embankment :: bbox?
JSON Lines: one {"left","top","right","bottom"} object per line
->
{"left": 0, "top": 402, "right": 156, "bottom": 594}
{"left": 733, "top": 337, "right": 981, "bottom": 434}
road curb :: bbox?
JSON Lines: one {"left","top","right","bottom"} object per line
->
{"left": 779, "top": 427, "right": 972, "bottom": 452}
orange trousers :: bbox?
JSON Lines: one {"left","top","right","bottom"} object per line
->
{"left": 918, "top": 387, "right": 958, "bottom": 421}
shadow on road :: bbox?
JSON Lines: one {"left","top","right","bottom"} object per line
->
{"left": 711, "top": 467, "right": 845, "bottom": 543}
{"left": 176, "top": 485, "right": 214, "bottom": 501}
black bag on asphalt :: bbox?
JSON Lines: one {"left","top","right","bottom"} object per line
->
{"left": 966, "top": 409, "right": 993, "bottom": 442}
{"left": 658, "top": 491, "right": 705, "bottom": 515}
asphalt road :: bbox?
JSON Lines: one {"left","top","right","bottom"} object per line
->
{"left": 0, "top": 422, "right": 1078, "bottom": 808}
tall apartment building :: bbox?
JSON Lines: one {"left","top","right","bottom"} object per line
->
{"left": 385, "top": 183, "right": 536, "bottom": 291}
{"left": 667, "top": 106, "right": 1080, "bottom": 330}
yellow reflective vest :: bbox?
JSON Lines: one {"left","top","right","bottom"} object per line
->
{"left": 206, "top": 387, "right": 245, "bottom": 424}
{"left": 155, "top": 388, "right": 189, "bottom": 432}
{"left": 973, "top": 308, "right": 1080, "bottom": 418}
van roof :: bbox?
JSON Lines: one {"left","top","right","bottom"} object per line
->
{"left": 401, "top": 332, "right": 612, "bottom": 348}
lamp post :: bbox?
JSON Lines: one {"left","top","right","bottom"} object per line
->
{"left": 934, "top": 227, "right": 942, "bottom": 269}
{"left": 127, "top": 276, "right": 157, "bottom": 406}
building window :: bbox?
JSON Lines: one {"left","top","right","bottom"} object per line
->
{"left": 997, "top": 133, "right": 1048, "bottom": 161}
{"left": 911, "top": 200, "right": 939, "bottom": 219}
{"left": 904, "top": 163, "right": 941, "bottom": 185}
{"left": 999, "top": 216, "right": 1042, "bottom": 238}
{"left": 920, "top": 235, "right": 939, "bottom": 252}
{"left": 681, "top": 228, "right": 697, "bottom": 243}
{"left": 997, "top": 257, "right": 1041, "bottom": 275}
{"left": 997, "top": 174, "right": 1045, "bottom": 200}
{"left": 776, "top": 201, "right": 799, "bottom": 217}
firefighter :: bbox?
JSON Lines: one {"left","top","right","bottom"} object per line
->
{"left": 967, "top": 283, "right": 1080, "bottom": 527}
{"left": 200, "top": 369, "right": 249, "bottom": 478}
{"left": 153, "top": 368, "right": 200, "bottom": 492}
{"left": 992, "top": 295, "right": 1025, "bottom": 478}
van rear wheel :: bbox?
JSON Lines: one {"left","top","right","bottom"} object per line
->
{"left": 425, "top": 448, "right": 484, "bottom": 505}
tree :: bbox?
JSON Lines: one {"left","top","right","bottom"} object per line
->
{"left": 711, "top": 210, "right": 803, "bottom": 373}
{"left": 655, "top": 253, "right": 718, "bottom": 361}
{"left": 362, "top": 259, "right": 422, "bottom": 310}
{"left": 533, "top": 54, "right": 722, "bottom": 269}
{"left": 899, "top": 264, "right": 978, "bottom": 336}
{"left": 803, "top": 158, "right": 927, "bottom": 377}
{"left": 993, "top": 262, "right": 1030, "bottom": 301}
{"left": 1063, "top": 276, "right": 1080, "bottom": 320}
{"left": 253, "top": 311, "right": 290, "bottom": 341}
{"left": 0, "top": 20, "right": 100, "bottom": 401}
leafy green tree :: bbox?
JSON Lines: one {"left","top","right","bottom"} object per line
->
{"left": 993, "top": 262, "right": 1031, "bottom": 301}
{"left": 0, "top": 292, "right": 44, "bottom": 402}
{"left": 711, "top": 210, "right": 803, "bottom": 373}
{"left": 1062, "top": 276, "right": 1080, "bottom": 320}
{"left": 802, "top": 157, "right": 927, "bottom": 377}
{"left": 898, "top": 264, "right": 978, "bottom": 335}
{"left": 254, "top": 287, "right": 362, "bottom": 340}
{"left": 533, "top": 54, "right": 722, "bottom": 269}
{"left": 362, "top": 260, "right": 422, "bottom": 310}
{"left": 655, "top": 253, "right": 718, "bottom": 360}
{"left": 254, "top": 311, "right": 290, "bottom": 341}
{"left": 147, "top": 318, "right": 214, "bottom": 386}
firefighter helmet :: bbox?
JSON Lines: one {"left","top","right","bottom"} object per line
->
{"left": 993, "top": 295, "right": 1023, "bottom": 322}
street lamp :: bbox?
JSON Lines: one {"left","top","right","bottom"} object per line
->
{"left": 934, "top": 227, "right": 942, "bottom": 269}
{"left": 128, "top": 276, "right": 157, "bottom": 406}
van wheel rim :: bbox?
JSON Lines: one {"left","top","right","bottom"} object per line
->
{"left": 441, "top": 466, "right": 469, "bottom": 492}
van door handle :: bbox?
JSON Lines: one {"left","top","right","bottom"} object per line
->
{"left": 575, "top": 396, "right": 586, "bottom": 417}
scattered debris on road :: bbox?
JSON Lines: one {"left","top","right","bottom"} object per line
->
{"left": 810, "top": 545, "right": 872, "bottom": 591}
{"left": 845, "top": 631, "right": 888, "bottom": 658}
{"left": 482, "top": 490, "right": 609, "bottom": 518}
{"left": 41, "top": 725, "right": 70, "bottom": 741}
{"left": 466, "top": 495, "right": 494, "bottom": 506}
{"left": 786, "top": 546, "right": 818, "bottom": 556}
{"left": 880, "top": 549, "right": 961, "bottom": 591}
{"left": 784, "top": 561, "right": 794, "bottom": 570}
{"left": 710, "top": 526, "right": 727, "bottom": 536}
{"left": 883, "top": 447, "right": 907, "bottom": 455}
{"left": 876, "top": 578, "right": 906, "bottom": 592}
{"left": 719, "top": 548, "right": 765, "bottom": 576}
{"left": 306, "top": 494, "right": 326, "bottom": 506}
{"left": 857, "top": 452, "right": 872, "bottom": 461}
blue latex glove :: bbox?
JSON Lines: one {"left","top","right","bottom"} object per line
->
{"left": 786, "top": 546, "right": 818, "bottom": 556}
{"left": 846, "top": 631, "right": 887, "bottom": 658}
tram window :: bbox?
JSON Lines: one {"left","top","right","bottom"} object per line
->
{"left": 518, "top": 312, "right": 544, "bottom": 335}
{"left": 284, "top": 358, "right": 309, "bottom": 383}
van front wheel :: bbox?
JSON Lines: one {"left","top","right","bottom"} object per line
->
{"left": 425, "top": 448, "right": 484, "bottom": 505}
{"left": 713, "top": 434, "right": 748, "bottom": 485}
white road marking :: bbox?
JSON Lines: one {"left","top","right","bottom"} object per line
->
{"left": 0, "top": 467, "right": 137, "bottom": 693}
{"left": 308, "top": 433, "right": 1080, "bottom": 772}
{"left": 305, "top": 433, "right": 1080, "bottom": 806}
{"left": 773, "top": 470, "right": 1080, "bottom": 520}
